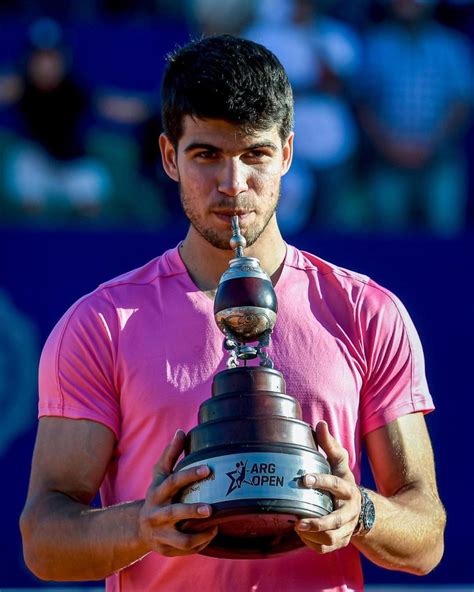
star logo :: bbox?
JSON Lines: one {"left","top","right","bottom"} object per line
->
{"left": 225, "top": 460, "right": 253, "bottom": 496}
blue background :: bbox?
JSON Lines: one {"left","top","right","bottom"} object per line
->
{"left": 0, "top": 9, "right": 473, "bottom": 587}
{"left": 1, "top": 227, "right": 473, "bottom": 587}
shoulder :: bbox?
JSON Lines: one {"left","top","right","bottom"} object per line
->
{"left": 47, "top": 245, "right": 186, "bottom": 345}
{"left": 285, "top": 243, "right": 370, "bottom": 290}
{"left": 78, "top": 245, "right": 184, "bottom": 307}
{"left": 96, "top": 245, "right": 186, "bottom": 294}
{"left": 284, "top": 244, "right": 406, "bottom": 321}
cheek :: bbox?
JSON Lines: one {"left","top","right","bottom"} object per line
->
{"left": 177, "top": 160, "right": 213, "bottom": 188}
{"left": 252, "top": 168, "right": 281, "bottom": 198}
{"left": 180, "top": 171, "right": 214, "bottom": 202}
{"left": 251, "top": 168, "right": 275, "bottom": 187}
{"left": 253, "top": 160, "right": 285, "bottom": 185}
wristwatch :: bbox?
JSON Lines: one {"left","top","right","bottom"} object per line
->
{"left": 353, "top": 487, "right": 376, "bottom": 537}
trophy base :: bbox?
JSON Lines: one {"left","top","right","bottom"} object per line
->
{"left": 179, "top": 499, "right": 324, "bottom": 559}
{"left": 177, "top": 448, "right": 332, "bottom": 559}
{"left": 175, "top": 367, "right": 333, "bottom": 559}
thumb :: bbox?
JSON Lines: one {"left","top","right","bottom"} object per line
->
{"left": 315, "top": 421, "right": 351, "bottom": 479}
{"left": 152, "top": 429, "right": 186, "bottom": 485}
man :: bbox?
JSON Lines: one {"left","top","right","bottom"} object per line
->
{"left": 20, "top": 35, "right": 445, "bottom": 591}
{"left": 358, "top": 0, "right": 473, "bottom": 234}
{"left": 5, "top": 18, "right": 111, "bottom": 219}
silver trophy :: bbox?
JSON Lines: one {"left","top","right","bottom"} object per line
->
{"left": 176, "top": 217, "right": 333, "bottom": 558}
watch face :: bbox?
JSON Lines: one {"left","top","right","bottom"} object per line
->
{"left": 364, "top": 498, "right": 376, "bottom": 529}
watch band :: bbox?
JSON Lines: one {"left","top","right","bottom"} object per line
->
{"left": 353, "top": 486, "right": 376, "bottom": 537}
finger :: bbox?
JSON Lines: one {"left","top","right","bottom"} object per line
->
{"left": 299, "top": 527, "right": 354, "bottom": 546}
{"left": 152, "top": 429, "right": 187, "bottom": 484}
{"left": 186, "top": 526, "right": 219, "bottom": 551}
{"left": 315, "top": 421, "right": 351, "bottom": 477}
{"left": 147, "top": 501, "right": 213, "bottom": 526}
{"left": 296, "top": 507, "right": 356, "bottom": 535}
{"left": 296, "top": 536, "right": 351, "bottom": 555}
{"left": 161, "top": 532, "right": 219, "bottom": 557}
{"left": 302, "top": 472, "right": 353, "bottom": 499}
{"left": 296, "top": 518, "right": 355, "bottom": 550}
{"left": 151, "top": 464, "right": 211, "bottom": 504}
{"left": 302, "top": 540, "right": 325, "bottom": 554}
{"left": 156, "top": 526, "right": 218, "bottom": 554}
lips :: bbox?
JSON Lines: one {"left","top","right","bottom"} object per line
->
{"left": 213, "top": 210, "right": 253, "bottom": 216}
{"left": 212, "top": 210, "right": 253, "bottom": 219}
{"left": 212, "top": 211, "right": 254, "bottom": 226}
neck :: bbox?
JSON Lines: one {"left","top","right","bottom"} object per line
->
{"left": 179, "top": 216, "right": 287, "bottom": 293}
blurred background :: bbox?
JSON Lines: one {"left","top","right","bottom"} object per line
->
{"left": 0, "top": 0, "right": 473, "bottom": 589}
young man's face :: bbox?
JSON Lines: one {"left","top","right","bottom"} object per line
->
{"left": 160, "top": 116, "right": 293, "bottom": 250}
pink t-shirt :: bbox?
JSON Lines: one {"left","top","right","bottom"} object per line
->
{"left": 39, "top": 244, "right": 434, "bottom": 592}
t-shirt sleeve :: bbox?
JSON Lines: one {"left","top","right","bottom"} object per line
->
{"left": 359, "top": 281, "right": 434, "bottom": 437}
{"left": 38, "top": 290, "right": 120, "bottom": 439}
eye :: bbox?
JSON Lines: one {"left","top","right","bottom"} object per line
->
{"left": 244, "top": 150, "right": 272, "bottom": 162}
{"left": 195, "top": 150, "right": 218, "bottom": 160}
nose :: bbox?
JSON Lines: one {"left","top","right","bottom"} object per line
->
{"left": 217, "top": 158, "right": 248, "bottom": 197}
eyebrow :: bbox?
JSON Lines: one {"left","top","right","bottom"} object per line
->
{"left": 183, "top": 140, "right": 279, "bottom": 153}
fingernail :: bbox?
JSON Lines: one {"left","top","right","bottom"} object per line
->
{"left": 304, "top": 474, "right": 316, "bottom": 487}
{"left": 298, "top": 521, "right": 310, "bottom": 531}
{"left": 196, "top": 465, "right": 209, "bottom": 476}
{"left": 197, "top": 505, "right": 211, "bottom": 516}
{"left": 174, "top": 429, "right": 185, "bottom": 439}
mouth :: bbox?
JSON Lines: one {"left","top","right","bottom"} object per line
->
{"left": 212, "top": 210, "right": 254, "bottom": 224}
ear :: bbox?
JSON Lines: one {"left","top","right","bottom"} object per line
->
{"left": 159, "top": 133, "right": 179, "bottom": 182}
{"left": 281, "top": 132, "right": 294, "bottom": 177}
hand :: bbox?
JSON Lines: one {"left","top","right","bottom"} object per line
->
{"left": 138, "top": 429, "right": 218, "bottom": 557}
{"left": 295, "top": 421, "right": 361, "bottom": 554}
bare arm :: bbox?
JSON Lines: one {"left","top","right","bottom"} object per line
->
{"left": 20, "top": 417, "right": 217, "bottom": 581}
{"left": 354, "top": 413, "right": 445, "bottom": 573}
{"left": 295, "top": 413, "right": 446, "bottom": 575}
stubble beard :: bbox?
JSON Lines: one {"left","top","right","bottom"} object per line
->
{"left": 179, "top": 183, "right": 281, "bottom": 251}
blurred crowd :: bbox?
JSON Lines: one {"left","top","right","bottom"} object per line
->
{"left": 0, "top": 0, "right": 473, "bottom": 235}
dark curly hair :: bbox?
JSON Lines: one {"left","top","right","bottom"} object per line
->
{"left": 161, "top": 35, "right": 294, "bottom": 146}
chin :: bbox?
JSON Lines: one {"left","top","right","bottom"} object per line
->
{"left": 199, "top": 229, "right": 235, "bottom": 251}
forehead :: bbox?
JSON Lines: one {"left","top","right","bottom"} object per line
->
{"left": 178, "top": 116, "right": 282, "bottom": 150}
